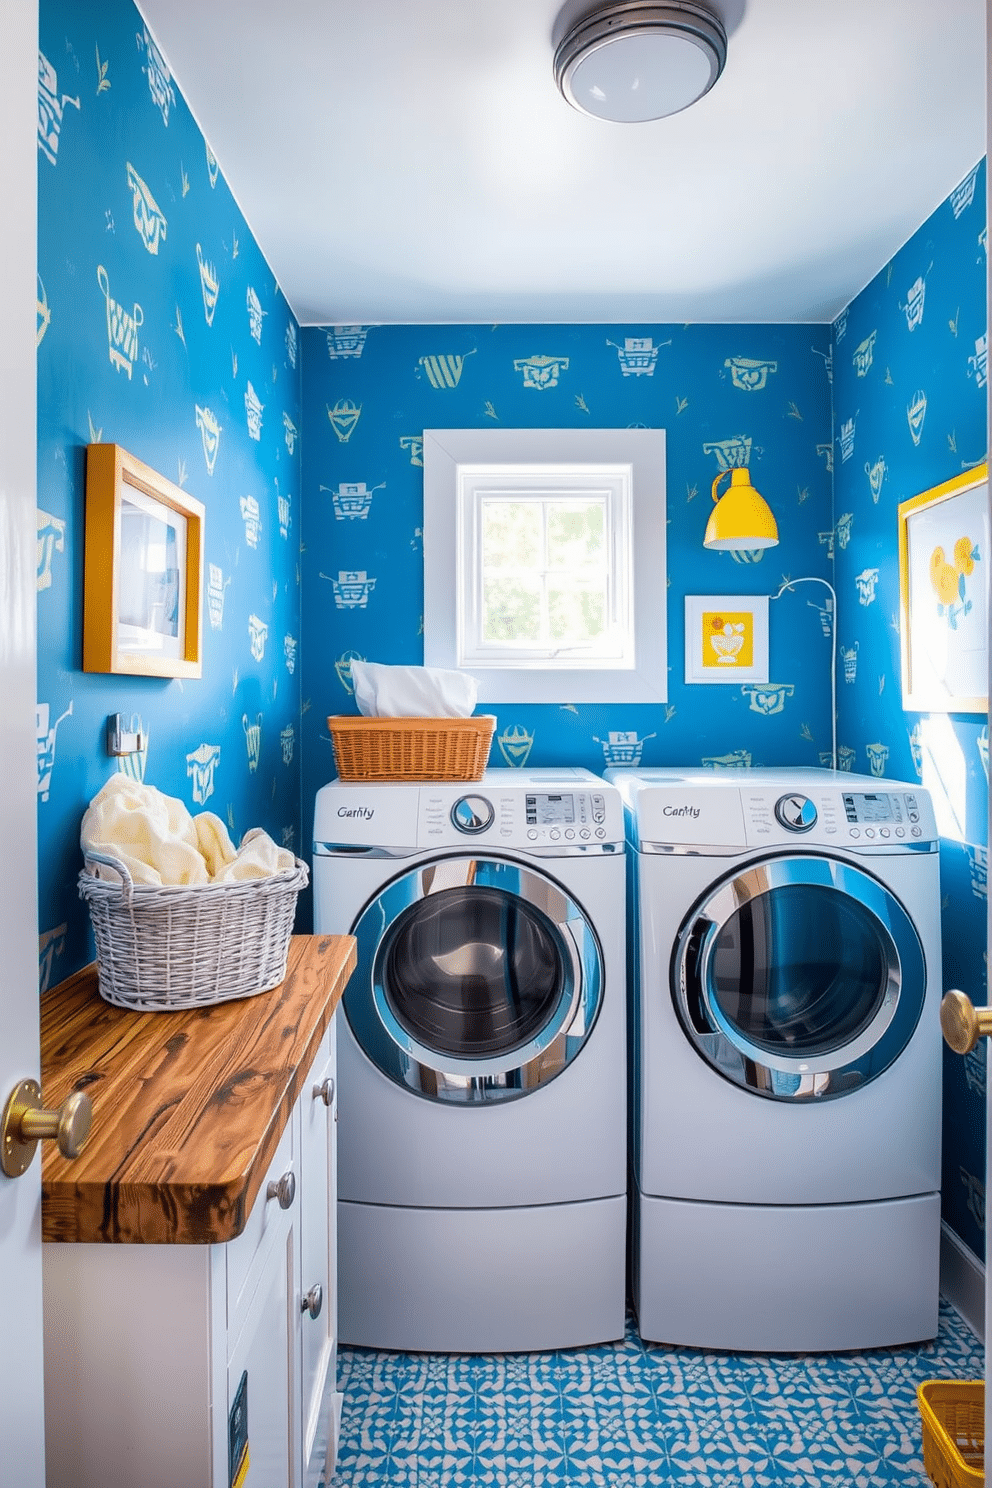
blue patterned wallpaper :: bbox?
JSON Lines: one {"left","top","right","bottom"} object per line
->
{"left": 300, "top": 322, "right": 835, "bottom": 847}
{"left": 36, "top": 0, "right": 302, "bottom": 994}
{"left": 833, "top": 159, "right": 988, "bottom": 1260}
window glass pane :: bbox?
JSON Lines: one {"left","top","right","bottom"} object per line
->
{"left": 546, "top": 501, "right": 606, "bottom": 569}
{"left": 481, "top": 500, "right": 542, "bottom": 572}
{"left": 548, "top": 583, "right": 607, "bottom": 645}
{"left": 482, "top": 576, "right": 541, "bottom": 643}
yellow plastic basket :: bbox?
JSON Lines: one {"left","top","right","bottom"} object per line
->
{"left": 327, "top": 715, "right": 496, "bottom": 782}
{"left": 917, "top": 1380, "right": 985, "bottom": 1488}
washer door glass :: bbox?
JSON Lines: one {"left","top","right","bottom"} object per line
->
{"left": 347, "top": 855, "right": 603, "bottom": 1103}
{"left": 672, "top": 854, "right": 926, "bottom": 1101}
{"left": 383, "top": 885, "right": 566, "bottom": 1059}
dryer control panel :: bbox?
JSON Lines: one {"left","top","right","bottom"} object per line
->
{"left": 838, "top": 789, "right": 927, "bottom": 841}
{"left": 774, "top": 793, "right": 818, "bottom": 832}
{"left": 611, "top": 770, "right": 938, "bottom": 854}
{"left": 744, "top": 786, "right": 936, "bottom": 849}
{"left": 749, "top": 791, "right": 933, "bottom": 851}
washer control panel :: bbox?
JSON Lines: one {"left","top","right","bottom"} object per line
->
{"left": 450, "top": 795, "right": 495, "bottom": 834}
{"left": 423, "top": 786, "right": 618, "bottom": 848}
{"left": 523, "top": 790, "right": 608, "bottom": 843}
{"left": 315, "top": 773, "right": 624, "bottom": 852}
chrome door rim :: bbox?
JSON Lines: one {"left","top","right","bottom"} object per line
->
{"left": 346, "top": 853, "right": 603, "bottom": 1103}
{"left": 671, "top": 853, "right": 926, "bottom": 1101}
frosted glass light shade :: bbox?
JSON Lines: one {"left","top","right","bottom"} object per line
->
{"left": 555, "top": 2, "right": 727, "bottom": 123}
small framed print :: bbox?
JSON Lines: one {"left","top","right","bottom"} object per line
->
{"left": 83, "top": 444, "right": 204, "bottom": 678}
{"left": 685, "top": 595, "right": 769, "bottom": 684}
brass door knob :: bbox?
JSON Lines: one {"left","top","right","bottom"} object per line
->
{"left": 1, "top": 1079, "right": 93, "bottom": 1178}
{"left": 940, "top": 990, "right": 992, "bottom": 1055}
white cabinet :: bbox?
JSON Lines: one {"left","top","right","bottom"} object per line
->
{"left": 299, "top": 1036, "right": 342, "bottom": 1487}
{"left": 42, "top": 1021, "right": 341, "bottom": 1488}
{"left": 227, "top": 1224, "right": 294, "bottom": 1487}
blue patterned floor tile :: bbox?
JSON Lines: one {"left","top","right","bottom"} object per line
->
{"left": 325, "top": 1303, "right": 982, "bottom": 1487}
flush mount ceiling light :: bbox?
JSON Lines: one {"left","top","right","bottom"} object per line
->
{"left": 554, "top": 1, "right": 727, "bottom": 123}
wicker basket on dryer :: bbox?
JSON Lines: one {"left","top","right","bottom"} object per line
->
{"left": 326, "top": 714, "right": 496, "bottom": 782}
{"left": 78, "top": 848, "right": 309, "bottom": 1012}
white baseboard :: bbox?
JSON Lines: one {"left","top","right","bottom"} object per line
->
{"left": 939, "top": 1220, "right": 984, "bottom": 1340}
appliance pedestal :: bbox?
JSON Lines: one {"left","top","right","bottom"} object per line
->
{"left": 634, "top": 1186, "right": 940, "bottom": 1352}
{"left": 339, "top": 1193, "right": 626, "bottom": 1352}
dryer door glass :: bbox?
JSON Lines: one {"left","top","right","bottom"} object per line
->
{"left": 347, "top": 855, "right": 604, "bottom": 1103}
{"left": 710, "top": 883, "right": 888, "bottom": 1057}
{"left": 673, "top": 854, "right": 927, "bottom": 1101}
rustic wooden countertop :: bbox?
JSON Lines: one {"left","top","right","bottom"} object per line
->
{"left": 40, "top": 934, "right": 356, "bottom": 1245}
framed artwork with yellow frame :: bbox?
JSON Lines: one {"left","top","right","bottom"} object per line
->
{"left": 83, "top": 443, "right": 205, "bottom": 678}
{"left": 897, "top": 462, "right": 988, "bottom": 713}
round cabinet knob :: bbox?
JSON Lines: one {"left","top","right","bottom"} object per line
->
{"left": 774, "top": 794, "right": 817, "bottom": 833}
{"left": 450, "top": 795, "right": 494, "bottom": 834}
{"left": 1, "top": 1079, "right": 93, "bottom": 1179}
{"left": 312, "top": 1076, "right": 335, "bottom": 1107}
{"left": 301, "top": 1283, "right": 323, "bottom": 1320}
{"left": 940, "top": 989, "right": 992, "bottom": 1055}
{"left": 266, "top": 1169, "right": 296, "bottom": 1210}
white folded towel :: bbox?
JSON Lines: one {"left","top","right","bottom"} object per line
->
{"left": 81, "top": 776, "right": 295, "bottom": 886}
{"left": 350, "top": 660, "right": 478, "bottom": 718}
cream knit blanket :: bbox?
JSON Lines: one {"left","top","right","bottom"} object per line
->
{"left": 81, "top": 775, "right": 295, "bottom": 886}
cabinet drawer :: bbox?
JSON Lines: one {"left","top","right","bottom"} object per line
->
{"left": 227, "top": 1115, "right": 296, "bottom": 1326}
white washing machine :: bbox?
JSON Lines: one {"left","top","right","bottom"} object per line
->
{"left": 312, "top": 767, "right": 627, "bottom": 1353}
{"left": 606, "top": 766, "right": 942, "bottom": 1353}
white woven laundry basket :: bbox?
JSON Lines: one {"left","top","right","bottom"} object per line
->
{"left": 78, "top": 849, "right": 309, "bottom": 1012}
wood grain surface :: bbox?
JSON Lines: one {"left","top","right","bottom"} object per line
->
{"left": 40, "top": 934, "right": 356, "bottom": 1245}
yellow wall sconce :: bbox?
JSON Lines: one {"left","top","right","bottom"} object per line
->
{"left": 703, "top": 467, "right": 779, "bottom": 551}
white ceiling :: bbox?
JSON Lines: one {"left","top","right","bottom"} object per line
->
{"left": 138, "top": 0, "right": 987, "bottom": 326}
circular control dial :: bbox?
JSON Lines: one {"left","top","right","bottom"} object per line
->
{"left": 774, "top": 793, "right": 817, "bottom": 832}
{"left": 450, "top": 795, "right": 494, "bottom": 834}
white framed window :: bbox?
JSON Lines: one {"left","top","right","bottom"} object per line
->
{"left": 424, "top": 428, "right": 666, "bottom": 704}
{"left": 459, "top": 465, "right": 633, "bottom": 669}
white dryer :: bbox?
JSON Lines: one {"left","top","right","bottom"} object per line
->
{"left": 606, "top": 766, "right": 942, "bottom": 1353}
{"left": 312, "top": 767, "right": 627, "bottom": 1353}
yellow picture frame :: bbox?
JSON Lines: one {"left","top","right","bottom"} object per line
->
{"left": 897, "top": 463, "right": 988, "bottom": 713}
{"left": 83, "top": 443, "right": 205, "bottom": 678}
